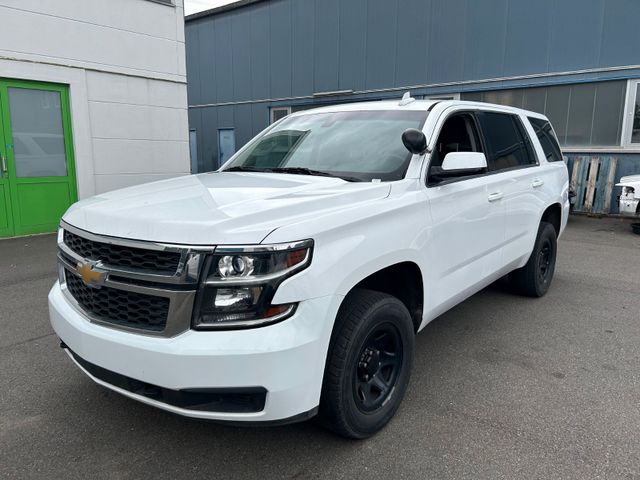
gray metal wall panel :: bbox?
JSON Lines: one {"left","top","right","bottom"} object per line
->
{"left": 187, "top": 0, "right": 640, "bottom": 106}
{"left": 600, "top": 0, "right": 640, "bottom": 67}
{"left": 187, "top": 108, "right": 203, "bottom": 171}
{"left": 314, "top": 0, "right": 340, "bottom": 92}
{"left": 269, "top": 0, "right": 292, "bottom": 98}
{"left": 214, "top": 16, "right": 234, "bottom": 103}
{"left": 395, "top": 0, "right": 430, "bottom": 88}
{"left": 201, "top": 107, "right": 218, "bottom": 171}
{"left": 548, "top": 0, "right": 604, "bottom": 72}
{"left": 196, "top": 21, "right": 216, "bottom": 105}
{"left": 338, "top": 0, "right": 367, "bottom": 92}
{"left": 365, "top": 0, "right": 398, "bottom": 89}
{"left": 231, "top": 13, "right": 253, "bottom": 101}
{"left": 234, "top": 104, "right": 254, "bottom": 151}
{"left": 250, "top": 3, "right": 270, "bottom": 100}
{"left": 503, "top": 0, "right": 552, "bottom": 76}
{"left": 427, "top": 0, "right": 466, "bottom": 83}
{"left": 463, "top": 0, "right": 507, "bottom": 81}
{"left": 185, "top": 22, "right": 201, "bottom": 105}
{"left": 292, "top": 0, "right": 315, "bottom": 96}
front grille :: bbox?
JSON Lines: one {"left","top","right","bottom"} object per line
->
{"left": 63, "top": 230, "right": 181, "bottom": 274}
{"left": 65, "top": 269, "right": 169, "bottom": 332}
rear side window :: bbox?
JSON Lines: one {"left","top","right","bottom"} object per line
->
{"left": 477, "top": 112, "right": 536, "bottom": 171}
{"left": 528, "top": 117, "right": 563, "bottom": 162}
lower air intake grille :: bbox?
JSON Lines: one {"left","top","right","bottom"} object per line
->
{"left": 65, "top": 269, "right": 169, "bottom": 332}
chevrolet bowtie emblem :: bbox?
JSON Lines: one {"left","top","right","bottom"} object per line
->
{"left": 75, "top": 262, "right": 105, "bottom": 286}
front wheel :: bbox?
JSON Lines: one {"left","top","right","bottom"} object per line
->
{"left": 509, "top": 221, "right": 558, "bottom": 297}
{"left": 318, "top": 289, "right": 415, "bottom": 439}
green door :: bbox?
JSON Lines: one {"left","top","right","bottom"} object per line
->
{"left": 0, "top": 79, "right": 77, "bottom": 237}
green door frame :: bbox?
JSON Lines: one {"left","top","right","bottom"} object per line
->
{"left": 0, "top": 78, "right": 77, "bottom": 237}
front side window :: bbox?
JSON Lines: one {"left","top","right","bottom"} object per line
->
{"left": 477, "top": 112, "right": 535, "bottom": 171}
{"left": 528, "top": 117, "right": 563, "bottom": 162}
{"left": 222, "top": 110, "right": 428, "bottom": 182}
{"left": 429, "top": 113, "right": 482, "bottom": 167}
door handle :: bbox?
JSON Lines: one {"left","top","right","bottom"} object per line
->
{"left": 0, "top": 154, "right": 6, "bottom": 177}
{"left": 532, "top": 178, "right": 544, "bottom": 188}
{"left": 488, "top": 192, "right": 504, "bottom": 202}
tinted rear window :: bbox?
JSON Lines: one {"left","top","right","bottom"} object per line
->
{"left": 528, "top": 117, "right": 563, "bottom": 162}
{"left": 477, "top": 112, "right": 536, "bottom": 171}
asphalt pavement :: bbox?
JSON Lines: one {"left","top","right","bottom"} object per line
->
{"left": 1, "top": 215, "right": 639, "bottom": 479}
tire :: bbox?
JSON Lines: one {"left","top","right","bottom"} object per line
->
{"left": 318, "top": 288, "right": 415, "bottom": 439}
{"left": 509, "top": 221, "right": 557, "bottom": 297}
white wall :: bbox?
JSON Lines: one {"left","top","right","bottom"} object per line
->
{"left": 0, "top": 0, "right": 190, "bottom": 197}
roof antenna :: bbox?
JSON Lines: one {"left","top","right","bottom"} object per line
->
{"left": 399, "top": 91, "right": 415, "bottom": 106}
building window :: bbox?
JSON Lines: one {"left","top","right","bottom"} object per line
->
{"left": 462, "top": 81, "right": 626, "bottom": 148}
{"left": 270, "top": 107, "right": 291, "bottom": 124}
{"left": 621, "top": 80, "right": 640, "bottom": 146}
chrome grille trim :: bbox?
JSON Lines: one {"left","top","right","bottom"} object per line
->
{"left": 57, "top": 221, "right": 216, "bottom": 337}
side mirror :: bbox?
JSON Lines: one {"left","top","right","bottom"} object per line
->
{"left": 431, "top": 152, "right": 487, "bottom": 181}
{"left": 401, "top": 128, "right": 427, "bottom": 155}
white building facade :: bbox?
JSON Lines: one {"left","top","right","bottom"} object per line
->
{"left": 0, "top": 0, "right": 189, "bottom": 237}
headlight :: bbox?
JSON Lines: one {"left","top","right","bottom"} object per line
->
{"left": 192, "top": 239, "right": 313, "bottom": 329}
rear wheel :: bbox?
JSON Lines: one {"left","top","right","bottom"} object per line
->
{"left": 509, "top": 221, "right": 557, "bottom": 297}
{"left": 318, "top": 289, "right": 415, "bottom": 439}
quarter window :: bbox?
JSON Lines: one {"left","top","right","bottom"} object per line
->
{"left": 477, "top": 112, "right": 535, "bottom": 171}
{"left": 528, "top": 117, "right": 563, "bottom": 162}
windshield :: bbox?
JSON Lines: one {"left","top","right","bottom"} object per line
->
{"left": 221, "top": 110, "right": 428, "bottom": 182}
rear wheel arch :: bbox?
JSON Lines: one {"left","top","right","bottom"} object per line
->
{"left": 541, "top": 202, "right": 562, "bottom": 237}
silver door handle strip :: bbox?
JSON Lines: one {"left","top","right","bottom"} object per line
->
{"left": 488, "top": 192, "right": 503, "bottom": 202}
{"left": 532, "top": 178, "right": 544, "bottom": 188}
{"left": 0, "top": 154, "right": 6, "bottom": 176}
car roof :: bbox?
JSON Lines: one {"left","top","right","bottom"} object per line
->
{"left": 290, "top": 99, "right": 548, "bottom": 120}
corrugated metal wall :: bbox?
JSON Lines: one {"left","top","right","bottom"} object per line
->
{"left": 186, "top": 0, "right": 640, "bottom": 171}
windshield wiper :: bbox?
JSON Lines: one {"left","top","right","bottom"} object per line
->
{"left": 223, "top": 166, "right": 269, "bottom": 173}
{"left": 224, "top": 165, "right": 362, "bottom": 182}
{"left": 270, "top": 167, "right": 362, "bottom": 182}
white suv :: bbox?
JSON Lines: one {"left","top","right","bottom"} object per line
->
{"left": 49, "top": 98, "right": 569, "bottom": 438}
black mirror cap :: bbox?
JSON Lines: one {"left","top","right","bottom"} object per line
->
{"left": 402, "top": 128, "right": 427, "bottom": 155}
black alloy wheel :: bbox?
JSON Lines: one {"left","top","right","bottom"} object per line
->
{"left": 353, "top": 323, "right": 403, "bottom": 413}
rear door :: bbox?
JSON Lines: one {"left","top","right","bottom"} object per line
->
{"left": 476, "top": 111, "right": 543, "bottom": 266}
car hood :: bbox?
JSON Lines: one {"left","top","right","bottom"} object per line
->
{"left": 63, "top": 172, "right": 391, "bottom": 245}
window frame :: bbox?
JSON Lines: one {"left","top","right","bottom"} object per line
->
{"left": 270, "top": 106, "right": 291, "bottom": 124}
{"left": 621, "top": 79, "right": 640, "bottom": 147}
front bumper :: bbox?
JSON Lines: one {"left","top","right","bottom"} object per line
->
{"left": 49, "top": 282, "right": 339, "bottom": 423}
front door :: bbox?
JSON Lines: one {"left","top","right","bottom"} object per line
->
{"left": 423, "top": 111, "right": 506, "bottom": 317}
{"left": 0, "top": 79, "right": 77, "bottom": 237}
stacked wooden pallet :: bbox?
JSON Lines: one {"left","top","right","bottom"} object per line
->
{"left": 570, "top": 156, "right": 618, "bottom": 214}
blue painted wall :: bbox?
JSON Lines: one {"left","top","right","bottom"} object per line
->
{"left": 186, "top": 0, "right": 640, "bottom": 171}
